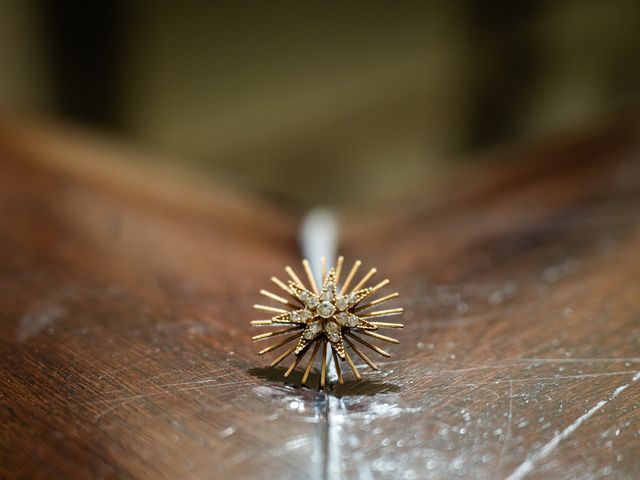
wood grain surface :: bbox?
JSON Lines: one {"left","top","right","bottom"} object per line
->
{"left": 1, "top": 116, "right": 639, "bottom": 479}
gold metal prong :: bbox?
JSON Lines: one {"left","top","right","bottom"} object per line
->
{"left": 344, "top": 349, "right": 362, "bottom": 380}
{"left": 252, "top": 326, "right": 303, "bottom": 341}
{"left": 302, "top": 259, "right": 319, "bottom": 295}
{"left": 271, "top": 345, "right": 297, "bottom": 367}
{"left": 258, "top": 332, "right": 303, "bottom": 355}
{"left": 320, "top": 341, "right": 327, "bottom": 389}
{"left": 331, "top": 347, "right": 344, "bottom": 384}
{"left": 302, "top": 342, "right": 321, "bottom": 385}
{"left": 335, "top": 256, "right": 344, "bottom": 285}
{"left": 360, "top": 330, "right": 400, "bottom": 344}
{"left": 250, "top": 320, "right": 273, "bottom": 326}
{"left": 271, "top": 276, "right": 294, "bottom": 295}
{"left": 253, "top": 304, "right": 288, "bottom": 315}
{"left": 346, "top": 332, "right": 391, "bottom": 358}
{"left": 340, "top": 260, "right": 361, "bottom": 294}
{"left": 371, "top": 279, "right": 390, "bottom": 293}
{"left": 285, "top": 266, "right": 306, "bottom": 290}
{"left": 321, "top": 257, "right": 327, "bottom": 284}
{"left": 356, "top": 292, "right": 399, "bottom": 311}
{"left": 351, "top": 268, "right": 377, "bottom": 293}
{"left": 285, "top": 349, "right": 307, "bottom": 377}
{"left": 344, "top": 336, "right": 378, "bottom": 370}
{"left": 370, "top": 321, "right": 404, "bottom": 328}
{"left": 359, "top": 308, "right": 404, "bottom": 319}
{"left": 260, "top": 289, "right": 298, "bottom": 308}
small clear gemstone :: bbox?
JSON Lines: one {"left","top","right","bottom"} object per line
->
{"left": 345, "top": 314, "right": 358, "bottom": 327}
{"left": 300, "top": 309, "right": 312, "bottom": 321}
{"left": 324, "top": 321, "right": 341, "bottom": 342}
{"left": 334, "top": 312, "right": 349, "bottom": 326}
{"left": 335, "top": 312, "right": 359, "bottom": 327}
{"left": 303, "top": 322, "right": 321, "bottom": 339}
{"left": 321, "top": 290, "right": 334, "bottom": 302}
{"left": 335, "top": 296, "right": 349, "bottom": 311}
{"left": 317, "top": 301, "right": 336, "bottom": 318}
{"left": 290, "top": 311, "right": 301, "bottom": 322}
{"left": 303, "top": 295, "right": 318, "bottom": 308}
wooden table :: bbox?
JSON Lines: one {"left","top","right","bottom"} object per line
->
{"left": 1, "top": 116, "right": 639, "bottom": 479}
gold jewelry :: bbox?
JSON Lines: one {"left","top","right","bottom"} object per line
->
{"left": 251, "top": 256, "right": 403, "bottom": 388}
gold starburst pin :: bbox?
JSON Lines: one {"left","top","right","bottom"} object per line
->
{"left": 251, "top": 256, "right": 403, "bottom": 388}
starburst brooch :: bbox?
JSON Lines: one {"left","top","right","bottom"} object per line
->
{"left": 251, "top": 256, "right": 403, "bottom": 388}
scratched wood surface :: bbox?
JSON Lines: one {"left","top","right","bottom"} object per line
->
{"left": 338, "top": 117, "right": 640, "bottom": 479}
{"left": 1, "top": 116, "right": 640, "bottom": 480}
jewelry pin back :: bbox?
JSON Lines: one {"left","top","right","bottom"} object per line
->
{"left": 251, "top": 256, "right": 403, "bottom": 388}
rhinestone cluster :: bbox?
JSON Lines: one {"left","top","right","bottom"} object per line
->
{"left": 286, "top": 271, "right": 370, "bottom": 356}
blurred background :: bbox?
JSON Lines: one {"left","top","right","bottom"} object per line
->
{"left": 1, "top": 1, "right": 639, "bottom": 208}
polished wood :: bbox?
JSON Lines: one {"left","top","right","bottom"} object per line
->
{"left": 338, "top": 116, "right": 640, "bottom": 479}
{"left": 0, "top": 120, "right": 318, "bottom": 479}
{"left": 1, "top": 116, "right": 639, "bottom": 479}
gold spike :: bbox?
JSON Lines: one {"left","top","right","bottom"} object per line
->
{"left": 344, "top": 336, "right": 378, "bottom": 370}
{"left": 252, "top": 325, "right": 303, "bottom": 341}
{"left": 271, "top": 345, "right": 297, "bottom": 367}
{"left": 370, "top": 321, "right": 404, "bottom": 328}
{"left": 321, "top": 257, "right": 328, "bottom": 284}
{"left": 258, "top": 332, "right": 303, "bottom": 355}
{"left": 340, "top": 260, "right": 361, "bottom": 294}
{"left": 347, "top": 332, "right": 391, "bottom": 358}
{"left": 285, "top": 348, "right": 307, "bottom": 377}
{"left": 360, "top": 330, "right": 400, "bottom": 344}
{"left": 335, "top": 256, "right": 344, "bottom": 285}
{"left": 353, "top": 280, "right": 387, "bottom": 305}
{"left": 271, "top": 277, "right": 304, "bottom": 306}
{"left": 371, "top": 279, "right": 390, "bottom": 293}
{"left": 271, "top": 276, "right": 293, "bottom": 295}
{"left": 302, "top": 259, "right": 319, "bottom": 295}
{"left": 356, "top": 292, "right": 399, "bottom": 311}
{"left": 250, "top": 320, "right": 273, "bottom": 326}
{"left": 259, "top": 289, "right": 288, "bottom": 304}
{"left": 359, "top": 307, "right": 404, "bottom": 319}
{"left": 343, "top": 349, "right": 362, "bottom": 380}
{"left": 331, "top": 347, "right": 344, "bottom": 385}
{"left": 351, "top": 268, "right": 377, "bottom": 293}
{"left": 253, "top": 304, "right": 288, "bottom": 315}
{"left": 302, "top": 342, "right": 321, "bottom": 385}
{"left": 260, "top": 289, "right": 298, "bottom": 308}
{"left": 285, "top": 266, "right": 306, "bottom": 290}
{"left": 320, "top": 341, "right": 327, "bottom": 389}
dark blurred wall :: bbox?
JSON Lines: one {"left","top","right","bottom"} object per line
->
{"left": 42, "top": 1, "right": 128, "bottom": 128}
{"left": 0, "top": 1, "right": 50, "bottom": 111}
{"left": 1, "top": 1, "right": 639, "bottom": 206}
